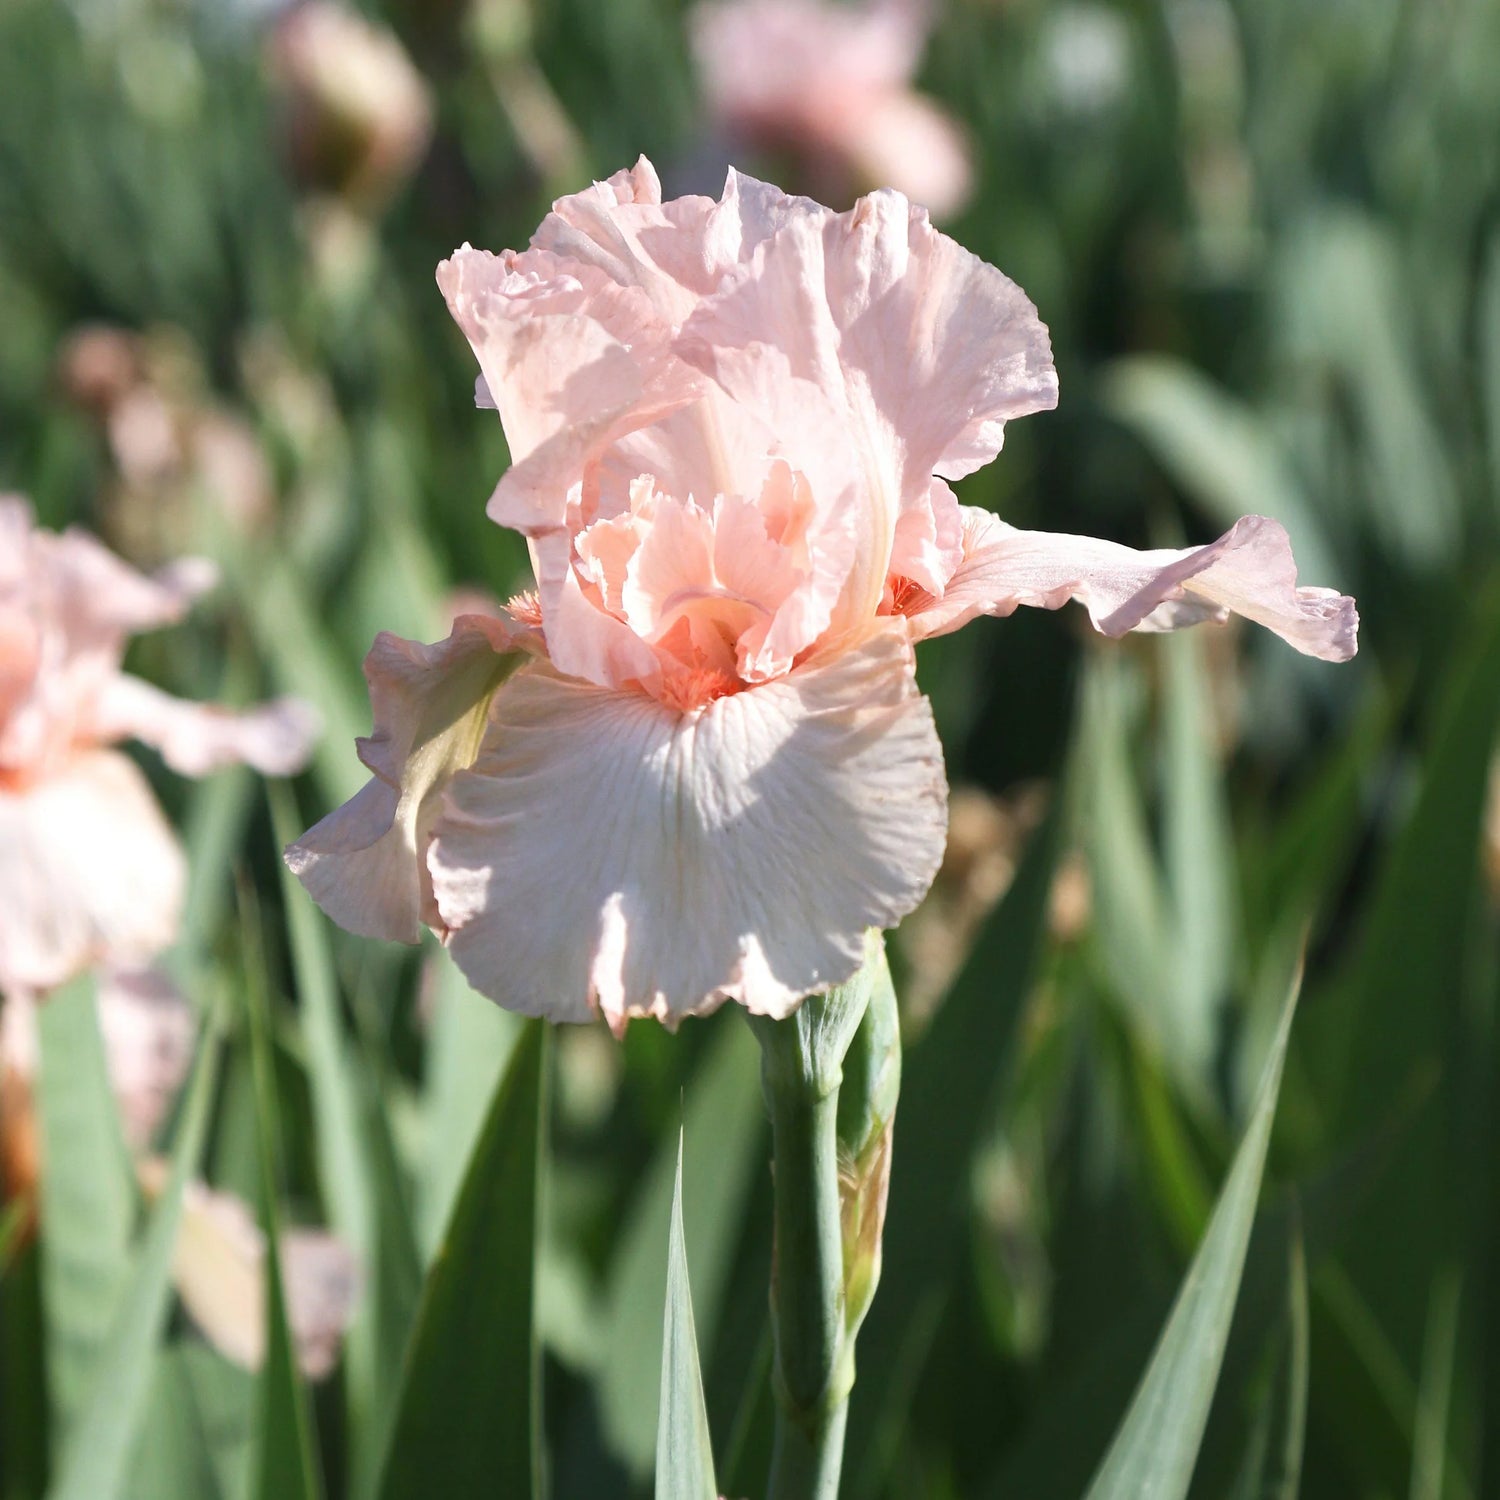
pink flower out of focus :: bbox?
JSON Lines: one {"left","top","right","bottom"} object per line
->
{"left": 692, "top": 0, "right": 973, "bottom": 220}
{"left": 288, "top": 159, "right": 1356, "bottom": 1034}
{"left": 0, "top": 498, "right": 319, "bottom": 999}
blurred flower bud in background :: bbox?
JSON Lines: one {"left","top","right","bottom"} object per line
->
{"left": 267, "top": 0, "right": 434, "bottom": 215}
{"left": 57, "top": 325, "right": 274, "bottom": 564}
{"left": 691, "top": 0, "right": 973, "bottom": 219}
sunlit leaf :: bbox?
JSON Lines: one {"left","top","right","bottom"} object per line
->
{"left": 1226, "top": 1216, "right": 1308, "bottom": 1500}
{"left": 414, "top": 948, "right": 521, "bottom": 1263}
{"left": 1081, "top": 967, "right": 1300, "bottom": 1500}
{"left": 48, "top": 1022, "right": 220, "bottom": 1500}
{"left": 270, "top": 784, "right": 419, "bottom": 1496}
{"left": 655, "top": 1131, "right": 717, "bottom": 1500}
{"left": 599, "top": 1015, "right": 764, "bottom": 1476}
{"left": 37, "top": 975, "right": 137, "bottom": 1435}
{"left": 245, "top": 925, "right": 322, "bottom": 1500}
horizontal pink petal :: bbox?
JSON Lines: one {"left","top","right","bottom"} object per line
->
{"left": 285, "top": 615, "right": 534, "bottom": 943}
{"left": 1, "top": 497, "right": 221, "bottom": 775}
{"left": 0, "top": 749, "right": 185, "bottom": 996}
{"left": 908, "top": 509, "right": 1358, "bottom": 662}
{"left": 427, "top": 626, "right": 947, "bottom": 1032}
{"left": 91, "top": 675, "right": 321, "bottom": 777}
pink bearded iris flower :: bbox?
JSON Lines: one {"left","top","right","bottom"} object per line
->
{"left": 287, "top": 159, "right": 1357, "bottom": 1035}
{"left": 0, "top": 498, "right": 319, "bottom": 999}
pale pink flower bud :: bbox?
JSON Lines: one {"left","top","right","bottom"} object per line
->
{"left": 691, "top": 0, "right": 974, "bottom": 219}
{"left": 269, "top": 1, "right": 434, "bottom": 213}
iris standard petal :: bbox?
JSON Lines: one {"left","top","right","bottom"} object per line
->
{"left": 677, "top": 187, "right": 1057, "bottom": 616}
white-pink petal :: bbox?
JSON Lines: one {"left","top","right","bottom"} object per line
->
{"left": 908, "top": 508, "right": 1358, "bottom": 662}
{"left": 0, "top": 750, "right": 185, "bottom": 997}
{"left": 91, "top": 675, "right": 321, "bottom": 777}
{"left": 96, "top": 967, "right": 196, "bottom": 1151}
{"left": 427, "top": 627, "right": 947, "bottom": 1032}
{"left": 286, "top": 615, "right": 533, "bottom": 943}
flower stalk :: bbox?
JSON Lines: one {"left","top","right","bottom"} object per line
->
{"left": 749, "top": 931, "right": 902, "bottom": 1500}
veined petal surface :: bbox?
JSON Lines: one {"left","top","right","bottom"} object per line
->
{"left": 907, "top": 508, "right": 1358, "bottom": 662}
{"left": 286, "top": 614, "right": 534, "bottom": 942}
{"left": 428, "top": 627, "right": 947, "bottom": 1032}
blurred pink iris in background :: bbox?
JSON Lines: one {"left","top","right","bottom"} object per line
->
{"left": 0, "top": 498, "right": 319, "bottom": 1000}
{"left": 289, "top": 159, "right": 1356, "bottom": 1035}
{"left": 0, "top": 970, "right": 358, "bottom": 1378}
{"left": 691, "top": 0, "right": 973, "bottom": 220}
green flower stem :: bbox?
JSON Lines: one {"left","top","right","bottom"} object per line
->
{"left": 761, "top": 1056, "right": 850, "bottom": 1500}
{"left": 749, "top": 932, "right": 899, "bottom": 1500}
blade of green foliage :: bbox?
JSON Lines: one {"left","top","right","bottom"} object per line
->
{"left": 1081, "top": 968, "right": 1300, "bottom": 1500}
{"left": 1276, "top": 208, "right": 1459, "bottom": 565}
{"left": 655, "top": 1132, "right": 718, "bottom": 1500}
{"left": 2, "top": 1238, "right": 50, "bottom": 1499}
{"left": 1227, "top": 1216, "right": 1308, "bottom": 1500}
{"left": 0, "top": 1198, "right": 29, "bottom": 1277}
{"left": 227, "top": 543, "right": 369, "bottom": 804}
{"left": 48, "top": 1021, "right": 220, "bottom": 1500}
{"left": 124, "top": 1348, "right": 223, "bottom": 1500}
{"left": 1481, "top": 227, "right": 1500, "bottom": 499}
{"left": 271, "top": 781, "right": 421, "bottom": 1496}
{"left": 1408, "top": 1267, "right": 1463, "bottom": 1500}
{"left": 984, "top": 1098, "right": 1393, "bottom": 1500}
{"left": 245, "top": 933, "right": 323, "bottom": 1500}
{"left": 1162, "top": 629, "right": 1237, "bottom": 1084}
{"left": 415, "top": 949, "right": 521, "bottom": 1262}
{"left": 178, "top": 1345, "right": 256, "bottom": 1500}
{"left": 1290, "top": 585, "right": 1500, "bottom": 1494}
{"left": 1077, "top": 660, "right": 1172, "bottom": 1048}
{"left": 1101, "top": 354, "right": 1337, "bottom": 584}
{"left": 37, "top": 974, "right": 137, "bottom": 1436}
{"left": 847, "top": 801, "right": 1062, "bottom": 1495}
{"left": 180, "top": 763, "right": 255, "bottom": 963}
{"left": 349, "top": 1072, "right": 424, "bottom": 1500}
{"left": 1333, "top": 582, "right": 1500, "bottom": 1126}
{"left": 269, "top": 784, "right": 373, "bottom": 1263}
{"left": 599, "top": 1015, "right": 765, "bottom": 1476}
{"left": 375, "top": 1022, "right": 547, "bottom": 1500}
{"left": 1242, "top": 688, "right": 1388, "bottom": 969}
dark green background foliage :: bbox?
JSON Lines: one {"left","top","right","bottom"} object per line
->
{"left": 1, "top": 0, "right": 1498, "bottom": 1495}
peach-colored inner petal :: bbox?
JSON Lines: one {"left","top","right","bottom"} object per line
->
{"left": 561, "top": 458, "right": 850, "bottom": 706}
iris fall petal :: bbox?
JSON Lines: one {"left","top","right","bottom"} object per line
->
{"left": 427, "top": 627, "right": 946, "bottom": 1033}
{"left": 286, "top": 614, "right": 535, "bottom": 942}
